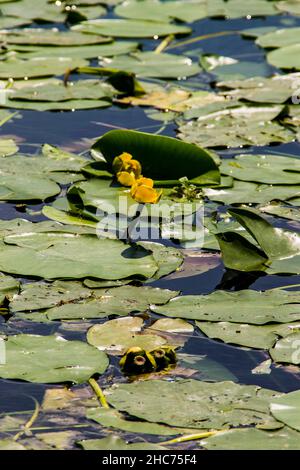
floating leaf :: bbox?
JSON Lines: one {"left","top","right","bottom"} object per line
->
{"left": 0, "top": 334, "right": 108, "bottom": 383}
{"left": 87, "top": 317, "right": 167, "bottom": 355}
{"left": 196, "top": 320, "right": 300, "bottom": 350}
{"left": 256, "top": 28, "right": 300, "bottom": 48}
{"left": 267, "top": 44, "right": 300, "bottom": 70}
{"left": 106, "top": 379, "right": 281, "bottom": 430}
{"left": 87, "top": 407, "right": 192, "bottom": 436}
{"left": 0, "top": 231, "right": 159, "bottom": 280}
{"left": 218, "top": 74, "right": 299, "bottom": 104}
{"left": 92, "top": 129, "right": 220, "bottom": 184}
{"left": 201, "top": 427, "right": 300, "bottom": 450}
{"left": 0, "top": 29, "right": 111, "bottom": 46}
{"left": 220, "top": 154, "right": 300, "bottom": 185}
{"left": 93, "top": 52, "right": 201, "bottom": 79}
{"left": 79, "top": 435, "right": 165, "bottom": 450}
{"left": 270, "top": 390, "right": 300, "bottom": 431}
{"left": 0, "top": 57, "right": 88, "bottom": 79}
{"left": 270, "top": 332, "right": 300, "bottom": 365}
{"left": 178, "top": 105, "right": 293, "bottom": 148}
{"left": 0, "top": 139, "right": 19, "bottom": 157}
{"left": 152, "top": 289, "right": 300, "bottom": 324}
{"left": 72, "top": 18, "right": 191, "bottom": 38}
{"left": 115, "top": 0, "right": 207, "bottom": 23}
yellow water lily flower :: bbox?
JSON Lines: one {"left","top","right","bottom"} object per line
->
{"left": 112, "top": 152, "right": 142, "bottom": 186}
{"left": 116, "top": 171, "right": 136, "bottom": 187}
{"left": 130, "top": 177, "right": 162, "bottom": 204}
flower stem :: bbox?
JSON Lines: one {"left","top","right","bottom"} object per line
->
{"left": 88, "top": 378, "right": 110, "bottom": 409}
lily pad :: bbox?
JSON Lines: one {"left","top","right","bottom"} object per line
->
{"left": 115, "top": 0, "right": 207, "bottom": 23}
{"left": 178, "top": 105, "right": 293, "bottom": 148}
{"left": 96, "top": 52, "right": 201, "bottom": 79}
{"left": 106, "top": 379, "right": 281, "bottom": 430}
{"left": 87, "top": 407, "right": 192, "bottom": 436}
{"left": 267, "top": 44, "right": 300, "bottom": 70}
{"left": 270, "top": 332, "right": 300, "bottom": 365}
{"left": 270, "top": 390, "right": 300, "bottom": 431}
{"left": 0, "top": 57, "right": 88, "bottom": 79}
{"left": 87, "top": 316, "right": 167, "bottom": 354}
{"left": 0, "top": 334, "right": 108, "bottom": 383}
{"left": 220, "top": 154, "right": 300, "bottom": 185}
{"left": 12, "top": 283, "right": 178, "bottom": 321}
{"left": 204, "top": 180, "right": 300, "bottom": 205}
{"left": 92, "top": 129, "right": 219, "bottom": 183}
{"left": 256, "top": 28, "right": 300, "bottom": 48}
{"left": 79, "top": 435, "right": 165, "bottom": 450}
{"left": 72, "top": 18, "right": 191, "bottom": 38}
{"left": 152, "top": 289, "right": 300, "bottom": 324}
{"left": 201, "top": 427, "right": 300, "bottom": 450}
{"left": 0, "top": 231, "right": 160, "bottom": 280}
{"left": 218, "top": 74, "right": 299, "bottom": 104}
{"left": 196, "top": 320, "right": 300, "bottom": 350}
{"left": 0, "top": 139, "right": 19, "bottom": 157}
{"left": 0, "top": 29, "right": 111, "bottom": 46}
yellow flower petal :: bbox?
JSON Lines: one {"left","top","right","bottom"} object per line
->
{"left": 112, "top": 152, "right": 142, "bottom": 181}
{"left": 131, "top": 184, "right": 162, "bottom": 204}
{"left": 117, "top": 171, "right": 136, "bottom": 187}
{"left": 135, "top": 177, "right": 154, "bottom": 188}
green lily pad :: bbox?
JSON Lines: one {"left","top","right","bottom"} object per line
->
{"left": 276, "top": 1, "right": 300, "bottom": 16}
{"left": 200, "top": 427, "right": 300, "bottom": 450}
{"left": 260, "top": 203, "right": 300, "bottom": 222}
{"left": 0, "top": 139, "right": 19, "bottom": 157}
{"left": 79, "top": 435, "right": 165, "bottom": 450}
{"left": 0, "top": 57, "right": 88, "bottom": 79}
{"left": 115, "top": 0, "right": 207, "bottom": 23}
{"left": 72, "top": 18, "right": 191, "bottom": 38}
{"left": 267, "top": 44, "right": 300, "bottom": 70}
{"left": 256, "top": 28, "right": 300, "bottom": 48}
{"left": 207, "top": 0, "right": 278, "bottom": 18}
{"left": 0, "top": 231, "right": 159, "bottom": 280}
{"left": 16, "top": 41, "right": 139, "bottom": 60}
{"left": 92, "top": 129, "right": 219, "bottom": 183}
{"left": 0, "top": 334, "right": 108, "bottom": 384}
{"left": 204, "top": 180, "right": 300, "bottom": 205}
{"left": 87, "top": 407, "right": 192, "bottom": 436}
{"left": 87, "top": 316, "right": 167, "bottom": 354}
{"left": 220, "top": 154, "right": 300, "bottom": 185}
{"left": 10, "top": 80, "right": 114, "bottom": 102}
{"left": 0, "top": 439, "right": 26, "bottom": 450}
{"left": 95, "top": 52, "right": 201, "bottom": 79}
{"left": 106, "top": 379, "right": 281, "bottom": 430}
{"left": 270, "top": 390, "right": 300, "bottom": 431}
{"left": 4, "top": 98, "right": 111, "bottom": 111}
{"left": 218, "top": 75, "right": 298, "bottom": 104}
{"left": 270, "top": 332, "right": 300, "bottom": 364}
{"left": 152, "top": 289, "right": 300, "bottom": 324}
{"left": 12, "top": 283, "right": 178, "bottom": 321}
{"left": 196, "top": 320, "right": 300, "bottom": 350}
{"left": 0, "top": 29, "right": 111, "bottom": 46}
{"left": 178, "top": 105, "right": 293, "bottom": 148}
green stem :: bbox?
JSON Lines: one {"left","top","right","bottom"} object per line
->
{"left": 88, "top": 378, "right": 110, "bottom": 409}
{"left": 0, "top": 111, "right": 19, "bottom": 128}
{"left": 160, "top": 431, "right": 219, "bottom": 446}
{"left": 166, "top": 31, "right": 237, "bottom": 51}
{"left": 13, "top": 398, "right": 40, "bottom": 441}
{"left": 268, "top": 284, "right": 300, "bottom": 291}
{"left": 155, "top": 34, "right": 175, "bottom": 54}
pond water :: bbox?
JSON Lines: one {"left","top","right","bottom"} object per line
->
{"left": 1, "top": 1, "right": 300, "bottom": 451}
